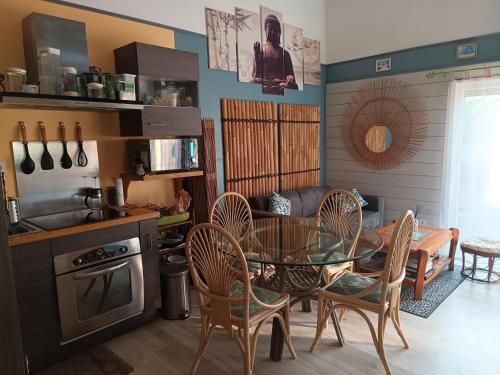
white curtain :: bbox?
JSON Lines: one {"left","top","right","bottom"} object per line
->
{"left": 441, "top": 78, "right": 500, "bottom": 239}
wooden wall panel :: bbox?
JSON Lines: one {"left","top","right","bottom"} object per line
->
{"left": 279, "top": 104, "right": 321, "bottom": 191}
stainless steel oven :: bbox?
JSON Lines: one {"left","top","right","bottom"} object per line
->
{"left": 54, "top": 238, "right": 144, "bottom": 344}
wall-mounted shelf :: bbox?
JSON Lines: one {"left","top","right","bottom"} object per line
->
{"left": 0, "top": 92, "right": 144, "bottom": 111}
{"left": 121, "top": 170, "right": 204, "bottom": 200}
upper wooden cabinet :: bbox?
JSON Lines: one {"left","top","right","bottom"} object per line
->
{"left": 114, "top": 42, "right": 199, "bottom": 81}
{"left": 114, "top": 42, "right": 201, "bottom": 137}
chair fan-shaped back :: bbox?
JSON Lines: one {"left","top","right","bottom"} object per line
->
{"left": 209, "top": 192, "right": 253, "bottom": 242}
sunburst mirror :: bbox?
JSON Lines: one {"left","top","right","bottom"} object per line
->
{"left": 343, "top": 78, "right": 427, "bottom": 169}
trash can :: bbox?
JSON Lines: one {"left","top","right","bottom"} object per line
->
{"left": 160, "top": 263, "right": 191, "bottom": 320}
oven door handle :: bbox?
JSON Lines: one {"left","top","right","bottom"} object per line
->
{"left": 73, "top": 261, "right": 130, "bottom": 280}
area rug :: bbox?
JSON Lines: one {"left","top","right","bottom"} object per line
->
{"left": 399, "top": 270, "right": 465, "bottom": 318}
{"left": 36, "top": 345, "right": 133, "bottom": 375}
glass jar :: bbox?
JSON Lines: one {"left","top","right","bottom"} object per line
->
{"left": 62, "top": 67, "right": 81, "bottom": 96}
{"left": 87, "top": 82, "right": 104, "bottom": 98}
{"left": 38, "top": 47, "right": 62, "bottom": 95}
{"left": 5, "top": 68, "right": 26, "bottom": 92}
{"left": 102, "top": 73, "right": 116, "bottom": 99}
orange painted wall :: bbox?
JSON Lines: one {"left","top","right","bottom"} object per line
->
{"left": 0, "top": 0, "right": 177, "bottom": 207}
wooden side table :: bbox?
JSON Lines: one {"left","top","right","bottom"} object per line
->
{"left": 368, "top": 224, "right": 459, "bottom": 300}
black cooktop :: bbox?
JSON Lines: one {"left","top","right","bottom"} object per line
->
{"left": 25, "top": 208, "right": 128, "bottom": 231}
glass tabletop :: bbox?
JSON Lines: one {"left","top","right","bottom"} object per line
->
{"left": 241, "top": 217, "right": 384, "bottom": 267}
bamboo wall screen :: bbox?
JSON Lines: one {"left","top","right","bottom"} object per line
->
{"left": 222, "top": 99, "right": 279, "bottom": 198}
{"left": 279, "top": 104, "right": 320, "bottom": 191}
{"left": 222, "top": 99, "right": 320, "bottom": 198}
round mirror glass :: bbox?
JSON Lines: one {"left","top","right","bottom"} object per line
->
{"left": 365, "top": 125, "right": 392, "bottom": 153}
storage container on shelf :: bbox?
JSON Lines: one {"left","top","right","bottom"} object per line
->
{"left": 87, "top": 82, "right": 104, "bottom": 98}
{"left": 115, "top": 74, "right": 136, "bottom": 101}
{"left": 5, "top": 67, "right": 26, "bottom": 92}
{"left": 38, "top": 47, "right": 62, "bottom": 95}
{"left": 62, "top": 67, "right": 81, "bottom": 96}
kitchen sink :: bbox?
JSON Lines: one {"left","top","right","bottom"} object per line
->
{"left": 8, "top": 221, "right": 41, "bottom": 236}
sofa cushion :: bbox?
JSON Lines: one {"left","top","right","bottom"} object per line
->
{"left": 351, "top": 188, "right": 368, "bottom": 208}
{"left": 249, "top": 195, "right": 270, "bottom": 211}
{"left": 297, "top": 186, "right": 331, "bottom": 217}
{"left": 280, "top": 190, "right": 303, "bottom": 217}
{"left": 269, "top": 192, "right": 292, "bottom": 216}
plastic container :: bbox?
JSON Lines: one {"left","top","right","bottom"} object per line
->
{"left": 38, "top": 47, "right": 62, "bottom": 95}
{"left": 5, "top": 68, "right": 27, "bottom": 92}
{"left": 87, "top": 82, "right": 104, "bottom": 98}
{"left": 102, "top": 73, "right": 116, "bottom": 99}
{"left": 115, "top": 74, "right": 136, "bottom": 101}
{"left": 62, "top": 67, "right": 80, "bottom": 96}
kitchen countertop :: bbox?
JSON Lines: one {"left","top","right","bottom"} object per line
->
{"left": 8, "top": 207, "right": 159, "bottom": 247}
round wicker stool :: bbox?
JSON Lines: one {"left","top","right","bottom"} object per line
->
{"left": 461, "top": 237, "right": 500, "bottom": 283}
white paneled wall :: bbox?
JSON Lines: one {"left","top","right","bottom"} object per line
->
{"left": 325, "top": 71, "right": 451, "bottom": 226}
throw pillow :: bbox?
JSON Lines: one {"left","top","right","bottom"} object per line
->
{"left": 351, "top": 188, "right": 368, "bottom": 208}
{"left": 269, "top": 192, "right": 291, "bottom": 216}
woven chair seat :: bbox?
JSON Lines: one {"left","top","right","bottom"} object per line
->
{"left": 461, "top": 237, "right": 500, "bottom": 255}
{"left": 325, "top": 271, "right": 382, "bottom": 304}
{"left": 230, "top": 281, "right": 283, "bottom": 318}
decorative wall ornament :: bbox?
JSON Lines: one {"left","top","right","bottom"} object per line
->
{"left": 303, "top": 38, "right": 320, "bottom": 85}
{"left": 343, "top": 78, "right": 427, "bottom": 169}
{"left": 205, "top": 8, "right": 237, "bottom": 71}
{"left": 235, "top": 7, "right": 260, "bottom": 83}
{"left": 284, "top": 23, "right": 304, "bottom": 91}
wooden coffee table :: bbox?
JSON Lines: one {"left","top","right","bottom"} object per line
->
{"left": 365, "top": 224, "right": 459, "bottom": 300}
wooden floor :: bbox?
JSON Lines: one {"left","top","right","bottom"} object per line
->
{"left": 105, "top": 280, "right": 500, "bottom": 374}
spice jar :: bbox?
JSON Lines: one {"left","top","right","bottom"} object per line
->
{"left": 62, "top": 67, "right": 81, "bottom": 96}
{"left": 5, "top": 68, "right": 26, "bottom": 92}
{"left": 87, "top": 82, "right": 104, "bottom": 98}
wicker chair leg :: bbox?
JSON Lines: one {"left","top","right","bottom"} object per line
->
{"left": 391, "top": 300, "right": 409, "bottom": 349}
{"left": 243, "top": 327, "right": 252, "bottom": 375}
{"left": 191, "top": 315, "right": 212, "bottom": 374}
{"left": 309, "top": 297, "right": 330, "bottom": 352}
{"left": 377, "top": 314, "right": 392, "bottom": 375}
{"left": 278, "top": 305, "right": 297, "bottom": 359}
{"left": 330, "top": 307, "right": 345, "bottom": 346}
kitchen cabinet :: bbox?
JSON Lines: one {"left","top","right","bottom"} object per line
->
{"left": 140, "top": 219, "right": 161, "bottom": 313}
{"left": 11, "top": 240, "right": 61, "bottom": 372}
{"left": 10, "top": 219, "right": 161, "bottom": 372}
{"left": 115, "top": 42, "right": 201, "bottom": 137}
{"left": 119, "top": 106, "right": 201, "bottom": 137}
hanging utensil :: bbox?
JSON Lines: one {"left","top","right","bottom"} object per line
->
{"left": 39, "top": 121, "right": 54, "bottom": 170}
{"left": 19, "top": 121, "right": 35, "bottom": 175}
{"left": 59, "top": 121, "right": 72, "bottom": 169}
{"left": 75, "top": 122, "right": 88, "bottom": 167}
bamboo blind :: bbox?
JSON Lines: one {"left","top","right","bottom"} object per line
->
{"left": 279, "top": 104, "right": 320, "bottom": 191}
{"left": 221, "top": 99, "right": 279, "bottom": 198}
{"left": 222, "top": 99, "right": 320, "bottom": 198}
{"left": 188, "top": 118, "right": 217, "bottom": 223}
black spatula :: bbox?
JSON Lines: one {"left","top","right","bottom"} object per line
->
{"left": 19, "top": 121, "right": 35, "bottom": 175}
{"left": 59, "top": 122, "right": 72, "bottom": 169}
{"left": 39, "top": 122, "right": 54, "bottom": 170}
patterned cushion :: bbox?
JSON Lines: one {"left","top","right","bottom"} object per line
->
{"left": 231, "top": 281, "right": 283, "bottom": 317}
{"left": 351, "top": 188, "right": 368, "bottom": 208}
{"left": 326, "top": 271, "right": 382, "bottom": 303}
{"left": 269, "top": 192, "right": 292, "bottom": 216}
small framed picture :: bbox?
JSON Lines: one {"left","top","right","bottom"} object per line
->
{"left": 456, "top": 42, "right": 478, "bottom": 60}
{"left": 375, "top": 57, "right": 392, "bottom": 72}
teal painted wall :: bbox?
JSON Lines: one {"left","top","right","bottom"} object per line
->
{"left": 175, "top": 31, "right": 326, "bottom": 193}
{"left": 326, "top": 32, "right": 500, "bottom": 83}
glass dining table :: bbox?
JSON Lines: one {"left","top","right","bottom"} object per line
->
{"left": 240, "top": 216, "right": 384, "bottom": 361}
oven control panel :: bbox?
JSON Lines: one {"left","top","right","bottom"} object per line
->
{"left": 72, "top": 245, "right": 129, "bottom": 267}
{"left": 54, "top": 237, "right": 141, "bottom": 276}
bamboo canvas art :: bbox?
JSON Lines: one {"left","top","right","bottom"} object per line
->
{"left": 235, "top": 7, "right": 260, "bottom": 83}
{"left": 205, "top": 8, "right": 237, "bottom": 72}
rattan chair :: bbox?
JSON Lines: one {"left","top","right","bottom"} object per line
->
{"left": 315, "top": 189, "right": 363, "bottom": 283}
{"left": 310, "top": 210, "right": 414, "bottom": 375}
{"left": 186, "top": 223, "right": 297, "bottom": 375}
{"left": 209, "top": 192, "right": 253, "bottom": 242}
